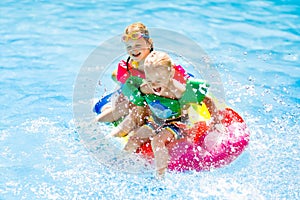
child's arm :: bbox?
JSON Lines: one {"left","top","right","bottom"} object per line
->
{"left": 110, "top": 105, "right": 147, "bottom": 137}
{"left": 95, "top": 95, "right": 129, "bottom": 122}
{"left": 180, "top": 104, "right": 190, "bottom": 123}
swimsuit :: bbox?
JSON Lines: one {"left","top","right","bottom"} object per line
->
{"left": 122, "top": 76, "right": 210, "bottom": 139}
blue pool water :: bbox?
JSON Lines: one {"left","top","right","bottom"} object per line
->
{"left": 1, "top": 0, "right": 299, "bottom": 199}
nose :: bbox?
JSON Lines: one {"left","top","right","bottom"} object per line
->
{"left": 130, "top": 48, "right": 139, "bottom": 54}
{"left": 147, "top": 81, "right": 154, "bottom": 87}
{"left": 151, "top": 82, "right": 159, "bottom": 88}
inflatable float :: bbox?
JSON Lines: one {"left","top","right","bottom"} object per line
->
{"left": 94, "top": 59, "right": 249, "bottom": 172}
{"left": 94, "top": 93, "right": 250, "bottom": 172}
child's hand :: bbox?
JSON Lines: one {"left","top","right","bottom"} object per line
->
{"left": 208, "top": 116, "right": 225, "bottom": 133}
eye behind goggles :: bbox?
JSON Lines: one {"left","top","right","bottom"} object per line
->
{"left": 122, "top": 32, "right": 150, "bottom": 42}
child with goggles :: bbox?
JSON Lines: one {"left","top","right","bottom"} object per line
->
{"left": 119, "top": 51, "right": 222, "bottom": 178}
{"left": 95, "top": 22, "right": 153, "bottom": 128}
{"left": 96, "top": 22, "right": 189, "bottom": 137}
{"left": 121, "top": 32, "right": 150, "bottom": 42}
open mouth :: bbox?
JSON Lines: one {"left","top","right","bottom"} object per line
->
{"left": 153, "top": 87, "right": 161, "bottom": 93}
{"left": 132, "top": 52, "right": 141, "bottom": 57}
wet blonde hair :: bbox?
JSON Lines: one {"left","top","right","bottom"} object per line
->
{"left": 144, "top": 51, "right": 174, "bottom": 74}
{"left": 124, "top": 22, "right": 153, "bottom": 50}
{"left": 125, "top": 22, "right": 150, "bottom": 37}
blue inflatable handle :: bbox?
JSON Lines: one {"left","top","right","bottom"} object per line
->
{"left": 93, "top": 89, "right": 121, "bottom": 114}
{"left": 187, "top": 72, "right": 194, "bottom": 77}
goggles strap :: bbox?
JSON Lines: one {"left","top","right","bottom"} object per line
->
{"left": 126, "top": 56, "right": 131, "bottom": 74}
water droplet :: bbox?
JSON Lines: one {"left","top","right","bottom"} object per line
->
{"left": 264, "top": 104, "right": 273, "bottom": 112}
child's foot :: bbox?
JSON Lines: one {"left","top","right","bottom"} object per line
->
{"left": 155, "top": 167, "right": 167, "bottom": 179}
{"left": 110, "top": 127, "right": 127, "bottom": 137}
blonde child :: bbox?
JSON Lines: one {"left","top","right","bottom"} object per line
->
{"left": 120, "top": 51, "right": 221, "bottom": 177}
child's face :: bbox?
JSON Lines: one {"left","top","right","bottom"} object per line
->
{"left": 145, "top": 66, "right": 172, "bottom": 96}
{"left": 125, "top": 38, "right": 151, "bottom": 63}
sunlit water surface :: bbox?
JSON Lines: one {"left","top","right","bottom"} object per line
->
{"left": 1, "top": 0, "right": 299, "bottom": 199}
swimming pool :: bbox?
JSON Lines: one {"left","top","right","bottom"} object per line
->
{"left": 1, "top": 0, "right": 299, "bottom": 199}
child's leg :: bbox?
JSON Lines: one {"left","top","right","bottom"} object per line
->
{"left": 110, "top": 105, "right": 147, "bottom": 137}
{"left": 151, "top": 129, "right": 174, "bottom": 177}
{"left": 124, "top": 125, "right": 155, "bottom": 152}
{"left": 96, "top": 93, "right": 129, "bottom": 122}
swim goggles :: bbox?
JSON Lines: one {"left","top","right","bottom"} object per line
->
{"left": 121, "top": 32, "right": 149, "bottom": 42}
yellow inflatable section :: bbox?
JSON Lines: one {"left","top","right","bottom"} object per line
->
{"left": 187, "top": 103, "right": 210, "bottom": 124}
